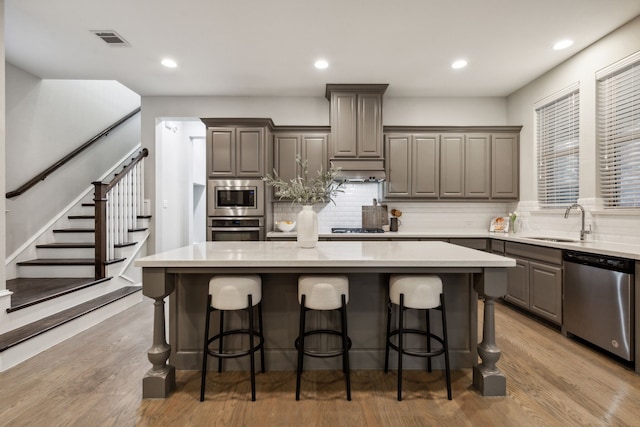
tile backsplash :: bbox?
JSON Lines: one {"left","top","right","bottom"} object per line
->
{"left": 273, "top": 183, "right": 509, "bottom": 233}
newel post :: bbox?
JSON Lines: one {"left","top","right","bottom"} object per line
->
{"left": 93, "top": 181, "right": 108, "bottom": 279}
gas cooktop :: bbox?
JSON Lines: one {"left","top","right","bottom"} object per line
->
{"left": 331, "top": 227, "right": 385, "bottom": 234}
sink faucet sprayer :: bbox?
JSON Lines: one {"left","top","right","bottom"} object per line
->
{"left": 564, "top": 203, "right": 591, "bottom": 241}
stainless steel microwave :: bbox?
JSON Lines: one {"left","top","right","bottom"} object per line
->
{"left": 207, "top": 179, "right": 265, "bottom": 217}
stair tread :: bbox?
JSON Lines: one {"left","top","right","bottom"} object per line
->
{"left": 36, "top": 243, "right": 95, "bottom": 249}
{"left": 6, "top": 277, "right": 111, "bottom": 311}
{"left": 0, "top": 286, "right": 141, "bottom": 352}
{"left": 53, "top": 228, "right": 94, "bottom": 233}
{"left": 17, "top": 258, "right": 95, "bottom": 266}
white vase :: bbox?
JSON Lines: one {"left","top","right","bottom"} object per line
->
{"left": 296, "top": 205, "right": 318, "bottom": 248}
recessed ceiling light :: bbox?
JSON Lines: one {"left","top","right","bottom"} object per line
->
{"left": 161, "top": 58, "right": 177, "bottom": 68}
{"left": 314, "top": 59, "right": 329, "bottom": 69}
{"left": 553, "top": 39, "right": 574, "bottom": 50}
{"left": 451, "top": 59, "right": 467, "bottom": 69}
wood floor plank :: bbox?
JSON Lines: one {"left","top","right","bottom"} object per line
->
{"left": 1, "top": 300, "right": 639, "bottom": 426}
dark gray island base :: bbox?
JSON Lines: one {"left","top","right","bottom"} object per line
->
{"left": 135, "top": 241, "right": 514, "bottom": 398}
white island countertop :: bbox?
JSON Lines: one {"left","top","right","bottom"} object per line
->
{"left": 135, "top": 240, "right": 516, "bottom": 269}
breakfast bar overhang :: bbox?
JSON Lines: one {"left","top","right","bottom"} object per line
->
{"left": 135, "top": 241, "right": 516, "bottom": 399}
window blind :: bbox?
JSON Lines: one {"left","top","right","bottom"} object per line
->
{"left": 598, "top": 58, "right": 640, "bottom": 208}
{"left": 536, "top": 90, "right": 580, "bottom": 208}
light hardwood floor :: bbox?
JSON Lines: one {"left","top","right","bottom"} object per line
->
{"left": 1, "top": 300, "right": 639, "bottom": 426}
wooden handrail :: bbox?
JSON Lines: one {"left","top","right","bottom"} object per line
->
{"left": 105, "top": 148, "right": 148, "bottom": 191}
{"left": 6, "top": 107, "right": 141, "bottom": 198}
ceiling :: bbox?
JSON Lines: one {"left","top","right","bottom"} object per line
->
{"left": 5, "top": 0, "right": 640, "bottom": 98}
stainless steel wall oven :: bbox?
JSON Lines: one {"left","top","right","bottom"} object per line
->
{"left": 207, "top": 179, "right": 265, "bottom": 241}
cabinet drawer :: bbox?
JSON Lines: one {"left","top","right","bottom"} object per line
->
{"left": 505, "top": 242, "right": 562, "bottom": 265}
{"left": 449, "top": 238, "right": 488, "bottom": 251}
{"left": 491, "top": 239, "right": 505, "bottom": 254}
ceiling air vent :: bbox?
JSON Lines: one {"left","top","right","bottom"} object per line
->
{"left": 91, "top": 30, "right": 130, "bottom": 47}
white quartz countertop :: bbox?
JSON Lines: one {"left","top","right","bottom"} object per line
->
{"left": 135, "top": 240, "right": 515, "bottom": 268}
{"left": 267, "top": 230, "right": 640, "bottom": 260}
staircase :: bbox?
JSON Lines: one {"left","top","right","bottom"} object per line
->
{"left": 1, "top": 148, "right": 150, "bottom": 372}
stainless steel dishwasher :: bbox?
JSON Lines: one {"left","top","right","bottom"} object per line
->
{"left": 563, "top": 250, "right": 635, "bottom": 361}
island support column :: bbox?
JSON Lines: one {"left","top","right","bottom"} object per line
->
{"left": 142, "top": 268, "right": 176, "bottom": 398}
{"left": 473, "top": 267, "right": 507, "bottom": 396}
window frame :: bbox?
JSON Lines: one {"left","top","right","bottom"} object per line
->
{"left": 534, "top": 83, "right": 580, "bottom": 209}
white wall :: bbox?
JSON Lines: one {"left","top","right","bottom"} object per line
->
{"left": 1, "top": 1, "right": 6, "bottom": 293}
{"left": 507, "top": 15, "right": 640, "bottom": 242}
{"left": 4, "top": 63, "right": 141, "bottom": 254}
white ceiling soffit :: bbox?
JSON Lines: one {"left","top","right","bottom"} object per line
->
{"left": 5, "top": 0, "right": 640, "bottom": 97}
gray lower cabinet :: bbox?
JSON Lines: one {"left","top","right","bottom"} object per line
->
{"left": 504, "top": 242, "right": 563, "bottom": 325}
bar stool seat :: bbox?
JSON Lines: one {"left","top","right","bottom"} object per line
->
{"left": 384, "top": 274, "right": 452, "bottom": 401}
{"left": 295, "top": 275, "right": 352, "bottom": 401}
{"left": 200, "top": 275, "right": 265, "bottom": 402}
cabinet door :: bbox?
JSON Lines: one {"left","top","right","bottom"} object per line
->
{"left": 492, "top": 133, "right": 519, "bottom": 199}
{"left": 465, "top": 133, "right": 491, "bottom": 198}
{"left": 330, "top": 92, "right": 357, "bottom": 157}
{"left": 208, "top": 127, "right": 236, "bottom": 177}
{"left": 412, "top": 134, "right": 439, "bottom": 198}
{"left": 273, "top": 133, "right": 300, "bottom": 183}
{"left": 385, "top": 134, "right": 411, "bottom": 197}
{"left": 236, "top": 127, "right": 264, "bottom": 177}
{"left": 357, "top": 93, "right": 383, "bottom": 157}
{"left": 440, "top": 134, "right": 465, "bottom": 198}
{"left": 505, "top": 257, "right": 529, "bottom": 309}
{"left": 529, "top": 261, "right": 562, "bottom": 324}
{"left": 301, "top": 133, "right": 328, "bottom": 179}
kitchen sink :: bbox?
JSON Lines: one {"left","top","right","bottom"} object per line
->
{"left": 526, "top": 237, "right": 580, "bottom": 243}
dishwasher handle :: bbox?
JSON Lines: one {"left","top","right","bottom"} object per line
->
{"left": 563, "top": 250, "right": 634, "bottom": 274}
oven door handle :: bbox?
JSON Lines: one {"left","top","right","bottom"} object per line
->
{"left": 210, "top": 227, "right": 263, "bottom": 232}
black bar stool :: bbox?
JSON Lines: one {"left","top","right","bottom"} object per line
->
{"left": 384, "top": 274, "right": 452, "bottom": 401}
{"left": 200, "top": 275, "right": 265, "bottom": 402}
{"left": 295, "top": 275, "right": 351, "bottom": 401}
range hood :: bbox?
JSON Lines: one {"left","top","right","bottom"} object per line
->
{"left": 331, "top": 159, "right": 386, "bottom": 182}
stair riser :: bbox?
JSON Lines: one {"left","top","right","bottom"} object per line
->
{"left": 54, "top": 232, "right": 95, "bottom": 243}
{"left": 68, "top": 218, "right": 95, "bottom": 228}
{"left": 0, "top": 291, "right": 142, "bottom": 372}
{"left": 17, "top": 265, "right": 95, "bottom": 278}
{"left": 36, "top": 248, "right": 94, "bottom": 259}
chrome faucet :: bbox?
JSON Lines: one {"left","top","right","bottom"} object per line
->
{"left": 564, "top": 203, "right": 591, "bottom": 241}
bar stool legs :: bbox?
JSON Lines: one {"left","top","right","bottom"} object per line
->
{"left": 295, "top": 275, "right": 351, "bottom": 401}
{"left": 384, "top": 275, "right": 452, "bottom": 401}
{"left": 200, "top": 275, "right": 264, "bottom": 402}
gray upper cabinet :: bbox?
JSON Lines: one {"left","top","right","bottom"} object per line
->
{"left": 440, "top": 134, "right": 465, "bottom": 198}
{"left": 326, "top": 84, "right": 388, "bottom": 159}
{"left": 204, "top": 122, "right": 268, "bottom": 178}
{"left": 384, "top": 126, "right": 521, "bottom": 201}
{"left": 491, "top": 133, "right": 519, "bottom": 199}
{"left": 273, "top": 131, "right": 328, "bottom": 183}
{"left": 464, "top": 133, "right": 491, "bottom": 198}
{"left": 385, "top": 133, "right": 439, "bottom": 198}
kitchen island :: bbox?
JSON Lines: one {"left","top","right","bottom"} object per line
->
{"left": 135, "top": 240, "right": 515, "bottom": 398}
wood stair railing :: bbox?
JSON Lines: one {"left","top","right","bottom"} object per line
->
{"left": 6, "top": 107, "right": 141, "bottom": 199}
{"left": 93, "top": 148, "right": 149, "bottom": 279}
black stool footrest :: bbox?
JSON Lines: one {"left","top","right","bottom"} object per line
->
{"left": 387, "top": 328, "right": 445, "bottom": 358}
{"left": 295, "top": 329, "right": 352, "bottom": 358}
{"left": 206, "top": 329, "right": 264, "bottom": 359}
